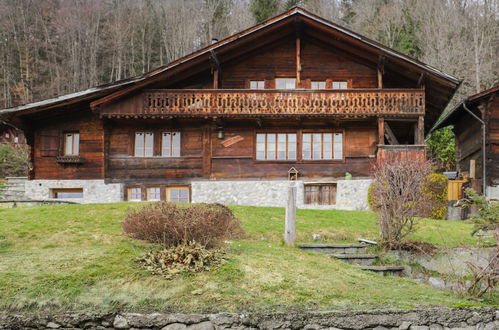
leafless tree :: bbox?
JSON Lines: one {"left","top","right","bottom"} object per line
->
{"left": 370, "top": 156, "right": 434, "bottom": 248}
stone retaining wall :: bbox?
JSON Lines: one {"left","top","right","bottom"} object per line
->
{"left": 25, "top": 180, "right": 123, "bottom": 204}
{"left": 192, "top": 179, "right": 372, "bottom": 211}
{"left": 1, "top": 308, "right": 497, "bottom": 330}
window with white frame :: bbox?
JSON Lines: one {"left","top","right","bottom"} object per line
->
{"left": 275, "top": 78, "right": 296, "bottom": 89}
{"left": 256, "top": 133, "right": 297, "bottom": 161}
{"left": 311, "top": 81, "right": 326, "bottom": 89}
{"left": 250, "top": 80, "right": 265, "bottom": 89}
{"left": 127, "top": 187, "right": 142, "bottom": 201}
{"left": 162, "top": 132, "right": 181, "bottom": 157}
{"left": 302, "top": 132, "right": 343, "bottom": 160}
{"left": 166, "top": 186, "right": 190, "bottom": 203}
{"left": 134, "top": 132, "right": 154, "bottom": 157}
{"left": 332, "top": 81, "right": 348, "bottom": 89}
{"left": 147, "top": 187, "right": 161, "bottom": 201}
{"left": 64, "top": 132, "right": 80, "bottom": 156}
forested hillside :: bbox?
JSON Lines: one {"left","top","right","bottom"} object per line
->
{"left": 0, "top": 0, "right": 497, "bottom": 110}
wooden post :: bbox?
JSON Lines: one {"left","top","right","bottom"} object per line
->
{"left": 285, "top": 183, "right": 297, "bottom": 246}
{"left": 378, "top": 117, "right": 385, "bottom": 145}
{"left": 416, "top": 116, "right": 424, "bottom": 144}
{"left": 377, "top": 56, "right": 384, "bottom": 89}
{"left": 213, "top": 69, "right": 219, "bottom": 89}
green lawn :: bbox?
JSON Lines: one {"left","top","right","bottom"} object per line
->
{"left": 0, "top": 203, "right": 495, "bottom": 313}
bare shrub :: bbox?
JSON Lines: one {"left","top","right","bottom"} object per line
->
{"left": 122, "top": 202, "right": 243, "bottom": 248}
{"left": 137, "top": 241, "right": 226, "bottom": 279}
{"left": 371, "top": 156, "right": 434, "bottom": 249}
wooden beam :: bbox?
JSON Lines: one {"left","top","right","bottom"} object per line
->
{"left": 377, "top": 56, "right": 385, "bottom": 89}
{"left": 384, "top": 121, "right": 399, "bottom": 145}
{"left": 417, "top": 73, "right": 425, "bottom": 88}
{"left": 378, "top": 117, "right": 385, "bottom": 145}
{"left": 202, "top": 126, "right": 212, "bottom": 177}
{"left": 296, "top": 34, "right": 301, "bottom": 85}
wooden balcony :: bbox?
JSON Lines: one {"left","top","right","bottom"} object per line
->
{"left": 100, "top": 89, "right": 425, "bottom": 118}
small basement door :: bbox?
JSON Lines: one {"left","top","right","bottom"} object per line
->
{"left": 304, "top": 183, "right": 337, "bottom": 205}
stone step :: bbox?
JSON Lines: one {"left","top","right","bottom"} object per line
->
{"left": 299, "top": 244, "right": 368, "bottom": 254}
{"left": 359, "top": 265, "right": 405, "bottom": 277}
{"left": 331, "top": 253, "right": 378, "bottom": 265}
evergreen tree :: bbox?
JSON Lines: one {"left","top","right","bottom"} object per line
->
{"left": 250, "top": 0, "right": 279, "bottom": 23}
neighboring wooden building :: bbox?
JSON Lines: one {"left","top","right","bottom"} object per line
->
{"left": 430, "top": 86, "right": 499, "bottom": 198}
{"left": 0, "top": 8, "right": 460, "bottom": 208}
{"left": 0, "top": 123, "right": 25, "bottom": 144}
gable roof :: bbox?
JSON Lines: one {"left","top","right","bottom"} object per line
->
{"left": 430, "top": 85, "right": 499, "bottom": 133}
{"left": 0, "top": 6, "right": 461, "bottom": 127}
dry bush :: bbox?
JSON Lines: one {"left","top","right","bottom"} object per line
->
{"left": 122, "top": 202, "right": 243, "bottom": 248}
{"left": 137, "top": 241, "right": 226, "bottom": 279}
{"left": 387, "top": 240, "right": 437, "bottom": 255}
{"left": 371, "top": 156, "right": 434, "bottom": 249}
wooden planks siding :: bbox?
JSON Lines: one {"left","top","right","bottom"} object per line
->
{"left": 33, "top": 113, "right": 104, "bottom": 180}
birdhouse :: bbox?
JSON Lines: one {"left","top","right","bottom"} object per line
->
{"left": 288, "top": 167, "right": 299, "bottom": 181}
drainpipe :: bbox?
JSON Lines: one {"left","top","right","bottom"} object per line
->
{"left": 462, "top": 102, "right": 487, "bottom": 196}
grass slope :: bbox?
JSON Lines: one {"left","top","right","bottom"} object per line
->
{"left": 0, "top": 203, "right": 495, "bottom": 312}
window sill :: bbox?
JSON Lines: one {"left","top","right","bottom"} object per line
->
{"left": 56, "top": 155, "right": 83, "bottom": 164}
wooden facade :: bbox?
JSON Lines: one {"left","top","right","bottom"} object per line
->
{"left": 431, "top": 86, "right": 499, "bottom": 193}
{"left": 0, "top": 7, "right": 461, "bottom": 204}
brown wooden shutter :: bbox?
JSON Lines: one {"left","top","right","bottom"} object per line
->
{"left": 40, "top": 129, "right": 60, "bottom": 157}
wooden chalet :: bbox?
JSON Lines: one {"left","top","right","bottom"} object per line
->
{"left": 0, "top": 7, "right": 461, "bottom": 209}
{"left": 431, "top": 85, "right": 498, "bottom": 199}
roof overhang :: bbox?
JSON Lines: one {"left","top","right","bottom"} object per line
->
{"left": 430, "top": 85, "right": 499, "bottom": 133}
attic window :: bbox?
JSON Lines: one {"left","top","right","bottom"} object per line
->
{"left": 332, "top": 81, "right": 348, "bottom": 89}
{"left": 250, "top": 80, "right": 265, "bottom": 89}
{"left": 276, "top": 78, "right": 296, "bottom": 89}
{"left": 311, "top": 81, "right": 326, "bottom": 89}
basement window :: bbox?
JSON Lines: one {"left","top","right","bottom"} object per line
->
{"left": 127, "top": 187, "right": 142, "bottom": 201}
{"left": 51, "top": 188, "right": 83, "bottom": 199}
{"left": 304, "top": 184, "right": 337, "bottom": 205}
{"left": 147, "top": 187, "right": 161, "bottom": 201}
{"left": 166, "top": 186, "right": 190, "bottom": 203}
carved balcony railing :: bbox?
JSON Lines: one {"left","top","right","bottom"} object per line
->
{"left": 137, "top": 89, "right": 425, "bottom": 117}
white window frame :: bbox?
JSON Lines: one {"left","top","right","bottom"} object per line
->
{"left": 250, "top": 80, "right": 265, "bottom": 89}
{"left": 332, "top": 81, "right": 348, "bottom": 89}
{"left": 275, "top": 78, "right": 296, "bottom": 89}
{"left": 134, "top": 132, "right": 154, "bottom": 157}
{"left": 162, "top": 132, "right": 181, "bottom": 157}
{"left": 64, "top": 132, "right": 80, "bottom": 156}
{"left": 311, "top": 81, "right": 326, "bottom": 89}
{"left": 302, "top": 132, "right": 343, "bottom": 161}
{"left": 256, "top": 133, "right": 297, "bottom": 161}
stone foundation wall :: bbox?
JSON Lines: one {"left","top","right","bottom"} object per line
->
{"left": 0, "top": 308, "right": 497, "bottom": 330}
{"left": 192, "top": 179, "right": 372, "bottom": 211}
{"left": 24, "top": 180, "right": 123, "bottom": 204}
